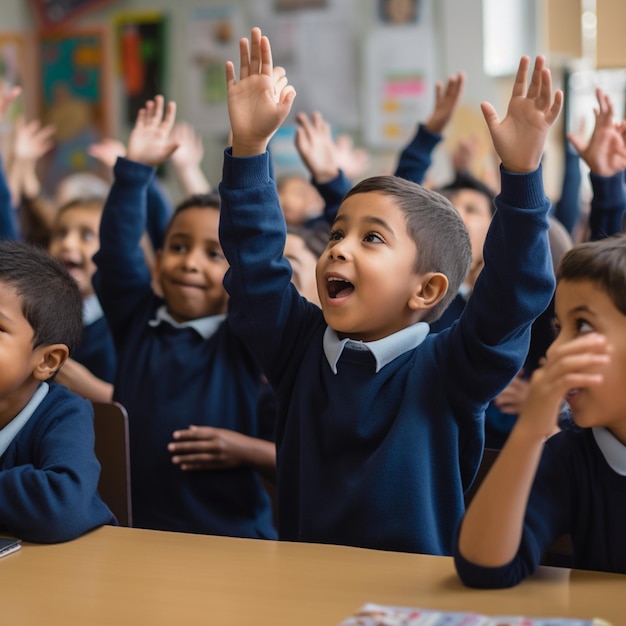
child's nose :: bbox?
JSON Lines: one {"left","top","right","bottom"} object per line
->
{"left": 328, "top": 239, "right": 350, "bottom": 261}
{"left": 182, "top": 249, "right": 201, "bottom": 270}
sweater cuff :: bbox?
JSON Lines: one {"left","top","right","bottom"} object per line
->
{"left": 498, "top": 164, "right": 547, "bottom": 209}
{"left": 221, "top": 148, "right": 271, "bottom": 190}
{"left": 113, "top": 157, "right": 155, "bottom": 186}
{"left": 413, "top": 123, "right": 442, "bottom": 151}
{"left": 590, "top": 171, "right": 626, "bottom": 207}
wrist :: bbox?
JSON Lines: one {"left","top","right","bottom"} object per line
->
{"left": 231, "top": 139, "right": 268, "bottom": 157}
{"left": 313, "top": 167, "right": 339, "bottom": 185}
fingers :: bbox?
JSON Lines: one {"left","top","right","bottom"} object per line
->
{"left": 238, "top": 37, "right": 251, "bottom": 80}
{"left": 511, "top": 55, "right": 531, "bottom": 99}
{"left": 480, "top": 101, "right": 499, "bottom": 131}
{"left": 525, "top": 55, "right": 544, "bottom": 101}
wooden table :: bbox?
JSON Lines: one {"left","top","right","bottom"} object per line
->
{"left": 0, "top": 525, "right": 623, "bottom": 625}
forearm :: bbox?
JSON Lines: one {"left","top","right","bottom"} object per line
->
{"left": 172, "top": 162, "right": 211, "bottom": 196}
{"left": 394, "top": 123, "right": 442, "bottom": 184}
{"left": 240, "top": 435, "right": 276, "bottom": 480}
{"left": 55, "top": 359, "right": 114, "bottom": 403}
{"left": 457, "top": 426, "right": 544, "bottom": 566}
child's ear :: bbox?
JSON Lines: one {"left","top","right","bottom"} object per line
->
{"left": 33, "top": 344, "right": 70, "bottom": 381}
{"left": 408, "top": 272, "right": 449, "bottom": 311}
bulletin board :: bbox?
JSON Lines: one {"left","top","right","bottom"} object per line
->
{"left": 38, "top": 27, "right": 112, "bottom": 194}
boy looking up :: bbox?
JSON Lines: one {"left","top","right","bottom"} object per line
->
{"left": 219, "top": 29, "right": 560, "bottom": 554}
{"left": 0, "top": 240, "right": 115, "bottom": 542}
{"left": 93, "top": 97, "right": 276, "bottom": 538}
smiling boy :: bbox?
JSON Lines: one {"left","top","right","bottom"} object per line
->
{"left": 218, "top": 30, "right": 561, "bottom": 554}
{"left": 92, "top": 102, "right": 276, "bottom": 538}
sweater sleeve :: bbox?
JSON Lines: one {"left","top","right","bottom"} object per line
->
{"left": 92, "top": 157, "right": 156, "bottom": 340}
{"left": 588, "top": 171, "right": 626, "bottom": 241}
{"left": 0, "top": 155, "right": 18, "bottom": 240}
{"left": 0, "top": 386, "right": 116, "bottom": 543}
{"left": 146, "top": 175, "right": 173, "bottom": 251}
{"left": 312, "top": 170, "right": 352, "bottom": 226}
{"left": 440, "top": 166, "right": 556, "bottom": 418}
{"left": 551, "top": 141, "right": 582, "bottom": 235}
{"left": 219, "top": 149, "right": 322, "bottom": 386}
{"left": 394, "top": 123, "right": 442, "bottom": 184}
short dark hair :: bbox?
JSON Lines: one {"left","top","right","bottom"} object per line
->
{"left": 557, "top": 234, "right": 626, "bottom": 316}
{"left": 437, "top": 172, "right": 496, "bottom": 216}
{"left": 0, "top": 240, "right": 83, "bottom": 352}
{"left": 344, "top": 175, "right": 471, "bottom": 322}
{"left": 164, "top": 193, "right": 221, "bottom": 241}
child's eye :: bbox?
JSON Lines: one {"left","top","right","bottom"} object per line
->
{"left": 329, "top": 230, "right": 343, "bottom": 242}
{"left": 576, "top": 318, "right": 594, "bottom": 334}
{"left": 170, "top": 243, "right": 187, "bottom": 253}
{"left": 207, "top": 249, "right": 225, "bottom": 261}
{"left": 363, "top": 232, "right": 384, "bottom": 243}
{"left": 81, "top": 230, "right": 96, "bottom": 242}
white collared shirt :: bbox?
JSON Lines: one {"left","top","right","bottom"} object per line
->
{"left": 0, "top": 382, "right": 49, "bottom": 458}
{"left": 323, "top": 322, "right": 430, "bottom": 374}
{"left": 83, "top": 295, "right": 105, "bottom": 326}
{"left": 592, "top": 427, "right": 626, "bottom": 476}
{"left": 148, "top": 305, "right": 226, "bottom": 340}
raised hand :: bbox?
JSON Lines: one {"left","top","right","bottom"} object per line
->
{"left": 126, "top": 95, "right": 178, "bottom": 166}
{"left": 295, "top": 111, "right": 338, "bottom": 184}
{"left": 333, "top": 133, "right": 370, "bottom": 181}
{"left": 0, "top": 83, "right": 21, "bottom": 119}
{"left": 87, "top": 137, "right": 126, "bottom": 170}
{"left": 13, "top": 117, "right": 56, "bottom": 163}
{"left": 226, "top": 27, "right": 296, "bottom": 157}
{"left": 424, "top": 72, "right": 465, "bottom": 135}
{"left": 517, "top": 332, "right": 609, "bottom": 440}
{"left": 169, "top": 121, "right": 204, "bottom": 169}
{"left": 481, "top": 56, "right": 563, "bottom": 173}
{"left": 568, "top": 88, "right": 626, "bottom": 177}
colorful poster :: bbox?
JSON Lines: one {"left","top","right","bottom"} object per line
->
{"left": 363, "top": 19, "right": 435, "bottom": 148}
{"left": 113, "top": 11, "right": 167, "bottom": 124}
{"left": 38, "top": 27, "right": 110, "bottom": 195}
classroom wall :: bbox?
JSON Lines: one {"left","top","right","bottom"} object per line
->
{"left": 0, "top": 0, "right": 603, "bottom": 201}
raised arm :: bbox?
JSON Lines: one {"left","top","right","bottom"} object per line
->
{"left": 93, "top": 96, "right": 178, "bottom": 335}
{"left": 568, "top": 88, "right": 626, "bottom": 240}
{"left": 88, "top": 136, "right": 173, "bottom": 250}
{"left": 169, "top": 121, "right": 211, "bottom": 195}
{"left": 394, "top": 72, "right": 465, "bottom": 183}
{"left": 294, "top": 110, "right": 351, "bottom": 224}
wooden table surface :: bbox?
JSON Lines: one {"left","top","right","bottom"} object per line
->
{"left": 0, "top": 525, "right": 623, "bottom": 625}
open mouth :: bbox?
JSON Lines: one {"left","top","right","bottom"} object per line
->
{"left": 62, "top": 260, "right": 83, "bottom": 273}
{"left": 327, "top": 276, "right": 354, "bottom": 299}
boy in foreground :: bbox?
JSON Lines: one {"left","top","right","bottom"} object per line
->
{"left": 219, "top": 28, "right": 560, "bottom": 554}
{"left": 456, "top": 235, "right": 626, "bottom": 583}
{"left": 0, "top": 240, "right": 115, "bottom": 542}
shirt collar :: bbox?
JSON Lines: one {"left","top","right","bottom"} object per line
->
{"left": 592, "top": 427, "right": 626, "bottom": 476}
{"left": 323, "top": 322, "right": 430, "bottom": 374}
{"left": 148, "top": 305, "right": 226, "bottom": 340}
{"left": 83, "top": 295, "right": 104, "bottom": 326}
{"left": 0, "top": 382, "right": 49, "bottom": 458}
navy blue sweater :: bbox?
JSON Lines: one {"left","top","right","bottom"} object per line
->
{"left": 93, "top": 158, "right": 276, "bottom": 539}
{"left": 0, "top": 383, "right": 116, "bottom": 542}
{"left": 219, "top": 149, "right": 555, "bottom": 555}
{"left": 455, "top": 428, "right": 626, "bottom": 586}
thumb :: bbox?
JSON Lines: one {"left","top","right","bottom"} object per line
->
{"left": 480, "top": 101, "right": 500, "bottom": 132}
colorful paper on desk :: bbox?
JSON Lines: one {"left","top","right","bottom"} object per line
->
{"left": 337, "top": 603, "right": 613, "bottom": 626}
